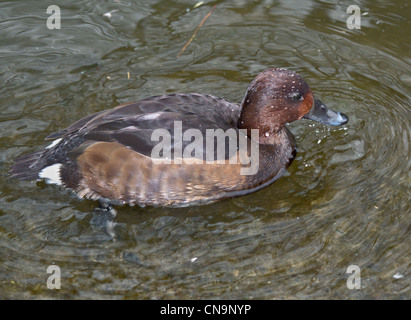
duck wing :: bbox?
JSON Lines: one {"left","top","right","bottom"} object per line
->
{"left": 70, "top": 93, "right": 242, "bottom": 161}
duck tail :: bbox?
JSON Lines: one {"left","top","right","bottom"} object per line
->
{"left": 10, "top": 150, "right": 47, "bottom": 181}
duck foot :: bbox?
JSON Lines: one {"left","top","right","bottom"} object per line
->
{"left": 98, "top": 197, "right": 117, "bottom": 218}
{"left": 91, "top": 197, "right": 118, "bottom": 237}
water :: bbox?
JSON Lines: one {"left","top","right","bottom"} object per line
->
{"left": 0, "top": 0, "right": 410, "bottom": 299}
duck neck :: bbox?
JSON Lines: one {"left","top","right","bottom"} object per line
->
{"left": 237, "top": 102, "right": 284, "bottom": 145}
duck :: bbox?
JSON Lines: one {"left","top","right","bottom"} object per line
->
{"left": 11, "top": 68, "right": 348, "bottom": 208}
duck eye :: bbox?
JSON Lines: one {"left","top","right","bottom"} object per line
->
{"left": 289, "top": 92, "right": 302, "bottom": 101}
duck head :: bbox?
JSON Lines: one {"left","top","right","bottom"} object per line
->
{"left": 238, "top": 68, "right": 348, "bottom": 140}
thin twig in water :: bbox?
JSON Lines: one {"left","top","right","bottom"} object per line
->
{"left": 177, "top": 4, "right": 217, "bottom": 57}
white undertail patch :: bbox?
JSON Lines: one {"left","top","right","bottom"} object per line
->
{"left": 39, "top": 163, "right": 62, "bottom": 185}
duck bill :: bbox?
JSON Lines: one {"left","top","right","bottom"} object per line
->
{"left": 303, "top": 97, "right": 348, "bottom": 126}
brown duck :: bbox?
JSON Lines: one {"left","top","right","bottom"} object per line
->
{"left": 11, "top": 68, "right": 348, "bottom": 208}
